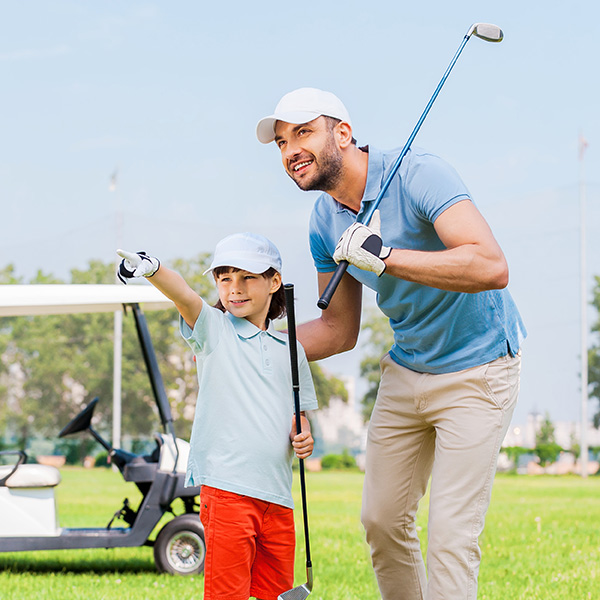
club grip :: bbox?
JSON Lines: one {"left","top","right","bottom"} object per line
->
{"left": 317, "top": 260, "right": 348, "bottom": 310}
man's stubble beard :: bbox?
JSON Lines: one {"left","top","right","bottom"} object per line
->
{"left": 289, "top": 137, "right": 344, "bottom": 193}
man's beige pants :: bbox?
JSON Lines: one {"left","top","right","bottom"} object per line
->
{"left": 361, "top": 351, "right": 521, "bottom": 600}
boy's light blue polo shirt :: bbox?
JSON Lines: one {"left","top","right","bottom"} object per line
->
{"left": 309, "top": 146, "right": 527, "bottom": 374}
{"left": 180, "top": 302, "right": 318, "bottom": 509}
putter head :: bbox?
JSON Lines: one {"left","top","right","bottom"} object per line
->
{"left": 278, "top": 567, "right": 313, "bottom": 600}
{"left": 469, "top": 23, "right": 503, "bottom": 42}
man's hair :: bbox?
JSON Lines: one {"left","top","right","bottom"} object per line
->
{"left": 212, "top": 266, "right": 285, "bottom": 323}
{"left": 323, "top": 116, "right": 357, "bottom": 145}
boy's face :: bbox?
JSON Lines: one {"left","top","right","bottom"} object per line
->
{"left": 215, "top": 268, "right": 281, "bottom": 330}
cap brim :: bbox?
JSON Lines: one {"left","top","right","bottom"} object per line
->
{"left": 203, "top": 259, "right": 275, "bottom": 276}
{"left": 256, "top": 111, "right": 322, "bottom": 144}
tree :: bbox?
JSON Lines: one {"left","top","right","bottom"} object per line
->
{"left": 534, "top": 413, "right": 562, "bottom": 467}
{"left": 359, "top": 308, "right": 394, "bottom": 421}
{"left": 588, "top": 275, "right": 600, "bottom": 427}
{"left": 308, "top": 362, "right": 348, "bottom": 409}
{"left": 0, "top": 256, "right": 215, "bottom": 446}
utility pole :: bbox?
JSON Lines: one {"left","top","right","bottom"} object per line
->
{"left": 110, "top": 168, "right": 123, "bottom": 451}
{"left": 579, "top": 134, "right": 589, "bottom": 478}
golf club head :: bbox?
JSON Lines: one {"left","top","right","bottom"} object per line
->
{"left": 278, "top": 567, "right": 313, "bottom": 600}
{"left": 277, "top": 584, "right": 311, "bottom": 600}
{"left": 469, "top": 23, "right": 503, "bottom": 42}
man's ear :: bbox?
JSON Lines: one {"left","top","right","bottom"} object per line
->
{"left": 336, "top": 121, "right": 354, "bottom": 149}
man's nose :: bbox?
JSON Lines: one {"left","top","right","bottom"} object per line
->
{"left": 284, "top": 140, "right": 301, "bottom": 162}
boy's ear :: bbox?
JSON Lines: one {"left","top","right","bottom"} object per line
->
{"left": 270, "top": 271, "right": 282, "bottom": 293}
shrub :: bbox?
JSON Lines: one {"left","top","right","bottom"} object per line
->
{"left": 321, "top": 449, "right": 357, "bottom": 470}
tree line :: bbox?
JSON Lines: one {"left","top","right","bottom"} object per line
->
{"left": 360, "top": 275, "right": 600, "bottom": 441}
{"left": 0, "top": 258, "right": 347, "bottom": 455}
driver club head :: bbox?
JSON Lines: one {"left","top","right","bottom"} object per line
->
{"left": 469, "top": 23, "right": 503, "bottom": 42}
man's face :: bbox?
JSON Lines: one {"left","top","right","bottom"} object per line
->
{"left": 274, "top": 116, "right": 344, "bottom": 193}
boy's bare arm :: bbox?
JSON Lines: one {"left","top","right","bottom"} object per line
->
{"left": 147, "top": 265, "right": 203, "bottom": 329}
{"left": 291, "top": 412, "right": 314, "bottom": 459}
{"left": 117, "top": 249, "right": 203, "bottom": 328}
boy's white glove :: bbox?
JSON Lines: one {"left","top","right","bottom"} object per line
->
{"left": 333, "top": 210, "right": 391, "bottom": 276}
{"left": 116, "top": 249, "right": 160, "bottom": 284}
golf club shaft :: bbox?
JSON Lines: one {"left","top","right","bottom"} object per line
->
{"left": 284, "top": 284, "right": 312, "bottom": 567}
{"left": 317, "top": 25, "right": 490, "bottom": 310}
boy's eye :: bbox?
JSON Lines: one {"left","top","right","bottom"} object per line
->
{"left": 277, "top": 140, "right": 286, "bottom": 149}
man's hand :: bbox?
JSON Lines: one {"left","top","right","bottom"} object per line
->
{"left": 333, "top": 210, "right": 391, "bottom": 276}
{"left": 116, "top": 249, "right": 160, "bottom": 284}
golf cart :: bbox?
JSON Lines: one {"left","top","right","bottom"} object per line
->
{"left": 0, "top": 285, "right": 205, "bottom": 575}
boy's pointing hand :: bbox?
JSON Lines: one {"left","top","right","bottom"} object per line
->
{"left": 116, "top": 249, "right": 160, "bottom": 284}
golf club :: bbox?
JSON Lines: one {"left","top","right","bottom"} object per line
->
{"left": 317, "top": 22, "right": 504, "bottom": 310}
{"left": 279, "top": 283, "right": 313, "bottom": 600}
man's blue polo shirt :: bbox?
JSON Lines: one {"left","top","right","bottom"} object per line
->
{"left": 309, "top": 146, "right": 527, "bottom": 374}
{"left": 181, "top": 303, "right": 318, "bottom": 509}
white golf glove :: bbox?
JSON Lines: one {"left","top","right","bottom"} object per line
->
{"left": 116, "top": 249, "right": 160, "bottom": 284}
{"left": 333, "top": 210, "right": 391, "bottom": 276}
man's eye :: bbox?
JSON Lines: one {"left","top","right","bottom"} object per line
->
{"left": 277, "top": 140, "right": 286, "bottom": 148}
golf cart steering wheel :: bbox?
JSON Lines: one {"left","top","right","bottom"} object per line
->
{"left": 58, "top": 397, "right": 99, "bottom": 438}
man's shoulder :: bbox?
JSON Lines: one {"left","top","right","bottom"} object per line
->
{"left": 310, "top": 191, "right": 338, "bottom": 224}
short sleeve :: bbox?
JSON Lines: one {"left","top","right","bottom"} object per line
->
{"left": 403, "top": 151, "right": 471, "bottom": 224}
{"left": 297, "top": 344, "right": 319, "bottom": 412}
{"left": 179, "top": 303, "right": 226, "bottom": 358}
{"left": 309, "top": 205, "right": 338, "bottom": 273}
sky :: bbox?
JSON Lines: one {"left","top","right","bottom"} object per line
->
{"left": 1, "top": 1, "right": 599, "bottom": 427}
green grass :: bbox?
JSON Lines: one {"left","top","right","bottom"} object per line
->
{"left": 1, "top": 469, "right": 599, "bottom": 599}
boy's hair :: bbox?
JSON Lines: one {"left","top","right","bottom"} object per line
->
{"left": 212, "top": 266, "right": 286, "bottom": 323}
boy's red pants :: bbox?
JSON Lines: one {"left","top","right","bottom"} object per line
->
{"left": 200, "top": 486, "right": 296, "bottom": 600}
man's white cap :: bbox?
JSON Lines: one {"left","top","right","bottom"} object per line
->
{"left": 204, "top": 232, "right": 282, "bottom": 275}
{"left": 256, "top": 87, "right": 352, "bottom": 144}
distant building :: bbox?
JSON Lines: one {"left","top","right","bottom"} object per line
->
{"left": 503, "top": 412, "right": 600, "bottom": 450}
{"left": 309, "top": 375, "right": 368, "bottom": 467}
{"left": 501, "top": 411, "right": 600, "bottom": 475}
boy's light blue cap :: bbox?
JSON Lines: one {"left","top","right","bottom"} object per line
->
{"left": 204, "top": 232, "right": 282, "bottom": 275}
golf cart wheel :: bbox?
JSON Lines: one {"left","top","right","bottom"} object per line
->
{"left": 154, "top": 514, "right": 205, "bottom": 575}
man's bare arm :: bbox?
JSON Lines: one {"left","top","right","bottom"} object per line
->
{"left": 383, "top": 200, "right": 508, "bottom": 293}
{"left": 296, "top": 270, "right": 362, "bottom": 361}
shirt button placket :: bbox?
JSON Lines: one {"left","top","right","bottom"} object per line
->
{"left": 261, "top": 332, "right": 272, "bottom": 372}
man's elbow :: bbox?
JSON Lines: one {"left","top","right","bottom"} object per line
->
{"left": 486, "top": 259, "right": 509, "bottom": 290}
{"left": 338, "top": 333, "right": 359, "bottom": 353}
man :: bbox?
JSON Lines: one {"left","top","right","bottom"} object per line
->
{"left": 256, "top": 87, "right": 526, "bottom": 600}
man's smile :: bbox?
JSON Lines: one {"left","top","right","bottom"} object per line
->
{"left": 293, "top": 160, "right": 313, "bottom": 173}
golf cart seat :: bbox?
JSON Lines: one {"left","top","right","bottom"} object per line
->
{"left": 0, "top": 464, "right": 61, "bottom": 489}
{"left": 0, "top": 451, "right": 61, "bottom": 489}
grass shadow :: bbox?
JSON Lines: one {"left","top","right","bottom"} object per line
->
{"left": 0, "top": 554, "right": 158, "bottom": 575}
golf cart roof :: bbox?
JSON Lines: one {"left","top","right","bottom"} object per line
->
{"left": 0, "top": 284, "right": 176, "bottom": 432}
{"left": 0, "top": 284, "right": 173, "bottom": 317}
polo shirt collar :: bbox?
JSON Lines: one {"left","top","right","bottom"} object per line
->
{"left": 357, "top": 145, "right": 384, "bottom": 222}
{"left": 227, "top": 313, "right": 287, "bottom": 343}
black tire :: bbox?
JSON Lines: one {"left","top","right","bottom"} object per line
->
{"left": 153, "top": 514, "right": 206, "bottom": 575}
